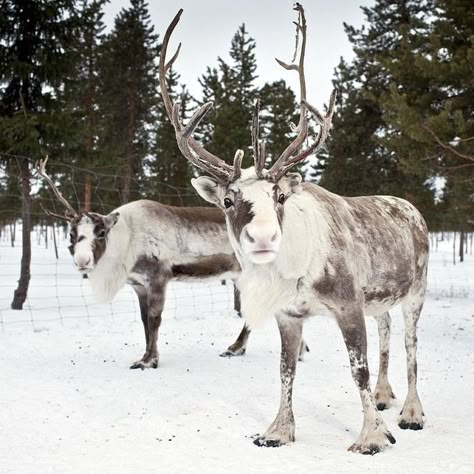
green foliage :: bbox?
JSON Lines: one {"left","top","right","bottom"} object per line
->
{"left": 97, "top": 0, "right": 160, "bottom": 203}
{"left": 315, "top": 0, "right": 438, "bottom": 226}
{"left": 379, "top": 0, "right": 474, "bottom": 229}
{"left": 259, "top": 80, "right": 299, "bottom": 168}
{"left": 147, "top": 69, "right": 196, "bottom": 206}
{"left": 199, "top": 24, "right": 258, "bottom": 167}
{"left": 0, "top": 0, "right": 80, "bottom": 224}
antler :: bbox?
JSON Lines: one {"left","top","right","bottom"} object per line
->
{"left": 267, "top": 2, "right": 336, "bottom": 182}
{"left": 159, "top": 9, "right": 237, "bottom": 184}
{"left": 252, "top": 99, "right": 266, "bottom": 178}
{"left": 35, "top": 156, "right": 78, "bottom": 220}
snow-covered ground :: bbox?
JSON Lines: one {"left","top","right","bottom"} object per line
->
{"left": 0, "top": 228, "right": 473, "bottom": 473}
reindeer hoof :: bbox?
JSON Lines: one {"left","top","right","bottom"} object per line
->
{"left": 220, "top": 347, "right": 246, "bottom": 357}
{"left": 348, "top": 429, "right": 395, "bottom": 455}
{"left": 398, "top": 420, "right": 423, "bottom": 431}
{"left": 130, "top": 358, "right": 159, "bottom": 370}
{"left": 348, "top": 443, "right": 382, "bottom": 455}
{"left": 253, "top": 437, "right": 283, "bottom": 448}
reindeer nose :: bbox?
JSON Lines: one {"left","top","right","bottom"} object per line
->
{"left": 75, "top": 256, "right": 92, "bottom": 268}
{"left": 244, "top": 223, "right": 279, "bottom": 248}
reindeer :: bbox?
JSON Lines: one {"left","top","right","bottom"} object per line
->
{"left": 36, "top": 158, "right": 310, "bottom": 368}
{"left": 160, "top": 4, "right": 429, "bottom": 454}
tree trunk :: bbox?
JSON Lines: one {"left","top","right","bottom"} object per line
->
{"left": 459, "top": 230, "right": 464, "bottom": 263}
{"left": 122, "top": 157, "right": 132, "bottom": 204}
{"left": 52, "top": 221, "right": 58, "bottom": 260}
{"left": 84, "top": 173, "right": 92, "bottom": 211}
{"left": 452, "top": 232, "right": 456, "bottom": 266}
{"left": 11, "top": 159, "right": 32, "bottom": 310}
{"left": 10, "top": 220, "right": 16, "bottom": 247}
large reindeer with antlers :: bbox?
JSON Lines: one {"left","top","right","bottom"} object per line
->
{"left": 160, "top": 4, "right": 429, "bottom": 454}
{"left": 36, "top": 158, "right": 311, "bottom": 369}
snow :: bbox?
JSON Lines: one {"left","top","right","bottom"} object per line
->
{"left": 0, "top": 229, "right": 473, "bottom": 473}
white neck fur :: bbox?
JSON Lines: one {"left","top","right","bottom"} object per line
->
{"left": 87, "top": 219, "right": 134, "bottom": 302}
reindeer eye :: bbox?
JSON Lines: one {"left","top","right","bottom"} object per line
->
{"left": 278, "top": 193, "right": 285, "bottom": 204}
{"left": 223, "top": 198, "right": 234, "bottom": 209}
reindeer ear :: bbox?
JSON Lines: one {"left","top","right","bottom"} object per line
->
{"left": 104, "top": 212, "right": 120, "bottom": 230}
{"left": 191, "top": 177, "right": 225, "bottom": 207}
{"left": 279, "top": 172, "right": 303, "bottom": 194}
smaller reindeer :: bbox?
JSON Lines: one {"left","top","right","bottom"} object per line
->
{"left": 36, "top": 158, "right": 309, "bottom": 368}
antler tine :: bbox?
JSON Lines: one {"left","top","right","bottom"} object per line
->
{"left": 271, "top": 90, "right": 337, "bottom": 182}
{"left": 35, "top": 156, "right": 78, "bottom": 219}
{"left": 39, "top": 203, "right": 72, "bottom": 222}
{"left": 172, "top": 102, "right": 233, "bottom": 180}
{"left": 252, "top": 99, "right": 266, "bottom": 178}
{"left": 231, "top": 149, "right": 244, "bottom": 181}
{"left": 159, "top": 9, "right": 234, "bottom": 184}
{"left": 268, "top": 2, "right": 309, "bottom": 178}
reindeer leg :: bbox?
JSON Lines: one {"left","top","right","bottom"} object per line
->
{"left": 130, "top": 284, "right": 150, "bottom": 368}
{"left": 253, "top": 314, "right": 302, "bottom": 447}
{"left": 373, "top": 312, "right": 395, "bottom": 410}
{"left": 336, "top": 308, "right": 395, "bottom": 455}
{"left": 399, "top": 291, "right": 425, "bottom": 430}
{"left": 220, "top": 323, "right": 250, "bottom": 357}
{"left": 130, "top": 273, "right": 169, "bottom": 370}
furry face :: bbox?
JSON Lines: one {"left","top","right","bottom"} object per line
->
{"left": 191, "top": 167, "right": 302, "bottom": 265}
{"left": 68, "top": 212, "right": 119, "bottom": 274}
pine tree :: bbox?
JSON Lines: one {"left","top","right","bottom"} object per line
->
{"left": 61, "top": 0, "right": 108, "bottom": 211}
{"left": 259, "top": 80, "right": 298, "bottom": 168}
{"left": 199, "top": 24, "right": 258, "bottom": 166}
{"left": 0, "top": 0, "right": 78, "bottom": 309}
{"left": 380, "top": 0, "right": 473, "bottom": 229}
{"left": 98, "top": 0, "right": 159, "bottom": 203}
{"left": 315, "top": 0, "right": 436, "bottom": 221}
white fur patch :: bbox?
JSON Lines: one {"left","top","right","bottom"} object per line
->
{"left": 73, "top": 220, "right": 96, "bottom": 269}
{"left": 235, "top": 189, "right": 330, "bottom": 328}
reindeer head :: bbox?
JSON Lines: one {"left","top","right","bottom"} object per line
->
{"left": 68, "top": 211, "right": 120, "bottom": 273}
{"left": 36, "top": 157, "right": 120, "bottom": 274}
{"left": 160, "top": 5, "right": 335, "bottom": 265}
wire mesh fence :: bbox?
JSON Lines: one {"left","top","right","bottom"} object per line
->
{"left": 0, "top": 154, "right": 236, "bottom": 332}
{"left": 1, "top": 155, "right": 472, "bottom": 332}
{"left": 0, "top": 224, "right": 236, "bottom": 332}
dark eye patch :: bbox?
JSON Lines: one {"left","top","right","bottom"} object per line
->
{"left": 93, "top": 223, "right": 107, "bottom": 240}
{"left": 77, "top": 235, "right": 85, "bottom": 243}
{"left": 227, "top": 194, "right": 255, "bottom": 238}
{"left": 272, "top": 185, "right": 285, "bottom": 225}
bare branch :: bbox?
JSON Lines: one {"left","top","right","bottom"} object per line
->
{"left": 422, "top": 125, "right": 474, "bottom": 163}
